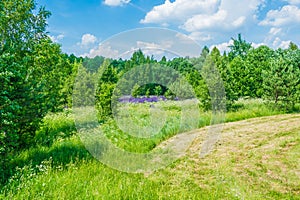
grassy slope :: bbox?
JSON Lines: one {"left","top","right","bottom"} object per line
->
{"left": 1, "top": 102, "right": 299, "bottom": 199}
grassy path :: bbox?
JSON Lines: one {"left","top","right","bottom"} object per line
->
{"left": 153, "top": 114, "right": 300, "bottom": 199}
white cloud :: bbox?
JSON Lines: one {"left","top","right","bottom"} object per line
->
{"left": 81, "top": 43, "right": 119, "bottom": 58}
{"left": 81, "top": 34, "right": 97, "bottom": 46}
{"left": 182, "top": 0, "right": 263, "bottom": 31}
{"left": 251, "top": 42, "right": 266, "bottom": 48}
{"left": 284, "top": 0, "right": 300, "bottom": 5}
{"left": 141, "top": 0, "right": 264, "bottom": 40}
{"left": 103, "top": 0, "right": 130, "bottom": 6}
{"left": 210, "top": 40, "right": 234, "bottom": 53}
{"left": 272, "top": 37, "right": 291, "bottom": 49}
{"left": 77, "top": 34, "right": 98, "bottom": 49}
{"left": 140, "top": 0, "right": 299, "bottom": 49}
{"left": 187, "top": 32, "right": 212, "bottom": 42}
{"left": 259, "top": 5, "right": 300, "bottom": 27}
{"left": 269, "top": 27, "right": 282, "bottom": 36}
{"left": 141, "top": 0, "right": 219, "bottom": 24}
{"left": 183, "top": 10, "right": 227, "bottom": 32}
{"left": 232, "top": 16, "right": 246, "bottom": 27}
{"left": 49, "top": 34, "right": 64, "bottom": 43}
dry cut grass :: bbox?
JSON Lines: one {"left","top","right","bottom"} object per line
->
{"left": 152, "top": 114, "right": 300, "bottom": 199}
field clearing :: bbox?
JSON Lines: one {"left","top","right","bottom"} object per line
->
{"left": 1, "top": 113, "right": 299, "bottom": 199}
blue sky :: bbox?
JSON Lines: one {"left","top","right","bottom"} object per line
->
{"left": 38, "top": 0, "right": 300, "bottom": 58}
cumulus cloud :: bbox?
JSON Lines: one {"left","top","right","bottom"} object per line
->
{"left": 284, "top": 0, "right": 300, "bottom": 5}
{"left": 141, "top": 0, "right": 219, "bottom": 24}
{"left": 272, "top": 37, "right": 291, "bottom": 49}
{"left": 103, "top": 0, "right": 130, "bottom": 6}
{"left": 49, "top": 34, "right": 64, "bottom": 43}
{"left": 259, "top": 5, "right": 300, "bottom": 27}
{"left": 81, "top": 43, "right": 119, "bottom": 58}
{"left": 187, "top": 32, "right": 212, "bottom": 42}
{"left": 183, "top": 0, "right": 263, "bottom": 31}
{"left": 140, "top": 0, "right": 265, "bottom": 45}
{"left": 139, "top": 0, "right": 300, "bottom": 49}
{"left": 210, "top": 40, "right": 234, "bottom": 53}
{"left": 77, "top": 34, "right": 98, "bottom": 48}
{"left": 182, "top": 10, "right": 227, "bottom": 32}
{"left": 142, "top": 0, "right": 263, "bottom": 32}
{"left": 82, "top": 34, "right": 97, "bottom": 46}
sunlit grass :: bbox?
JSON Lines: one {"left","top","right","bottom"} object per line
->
{"left": 1, "top": 98, "right": 298, "bottom": 199}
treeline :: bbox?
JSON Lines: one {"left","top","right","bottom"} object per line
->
{"left": 1, "top": 0, "right": 300, "bottom": 182}
{"left": 91, "top": 36, "right": 300, "bottom": 120}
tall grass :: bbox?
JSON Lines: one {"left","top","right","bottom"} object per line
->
{"left": 100, "top": 98, "right": 283, "bottom": 153}
{"left": 225, "top": 98, "right": 284, "bottom": 122}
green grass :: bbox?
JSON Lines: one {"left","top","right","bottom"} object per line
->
{"left": 1, "top": 99, "right": 299, "bottom": 199}
{"left": 225, "top": 98, "right": 284, "bottom": 122}
{"left": 100, "top": 98, "right": 283, "bottom": 153}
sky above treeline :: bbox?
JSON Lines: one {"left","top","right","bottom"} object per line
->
{"left": 38, "top": 0, "right": 300, "bottom": 58}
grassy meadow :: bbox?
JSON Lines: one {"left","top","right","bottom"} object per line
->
{"left": 1, "top": 99, "right": 299, "bottom": 199}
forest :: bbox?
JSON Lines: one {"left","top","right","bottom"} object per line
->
{"left": 1, "top": 0, "right": 300, "bottom": 199}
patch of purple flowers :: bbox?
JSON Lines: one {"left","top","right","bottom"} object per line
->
{"left": 118, "top": 95, "right": 178, "bottom": 103}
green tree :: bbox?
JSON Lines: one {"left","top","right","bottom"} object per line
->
{"left": 95, "top": 60, "right": 118, "bottom": 121}
{"left": 244, "top": 45, "right": 274, "bottom": 97}
{"left": 262, "top": 49, "right": 300, "bottom": 110}
{"left": 228, "top": 56, "right": 246, "bottom": 97}
{"left": 0, "top": 0, "right": 73, "bottom": 182}
{"left": 288, "top": 42, "right": 298, "bottom": 51}
{"left": 154, "top": 85, "right": 163, "bottom": 96}
{"left": 228, "top": 33, "right": 252, "bottom": 61}
{"left": 210, "top": 47, "right": 237, "bottom": 108}
{"left": 73, "top": 64, "right": 97, "bottom": 107}
{"left": 131, "top": 83, "right": 140, "bottom": 97}
{"left": 0, "top": 0, "right": 51, "bottom": 153}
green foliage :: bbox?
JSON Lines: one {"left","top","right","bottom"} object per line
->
{"left": 131, "top": 83, "right": 140, "bottom": 97}
{"left": 0, "top": 0, "right": 49, "bottom": 150}
{"left": 82, "top": 55, "right": 104, "bottom": 73}
{"left": 90, "top": 37, "right": 300, "bottom": 115}
{"left": 262, "top": 48, "right": 300, "bottom": 111}
{"left": 199, "top": 54, "right": 226, "bottom": 111}
{"left": 154, "top": 85, "right": 163, "bottom": 96}
{"left": 0, "top": 0, "right": 75, "bottom": 179}
{"left": 244, "top": 46, "right": 274, "bottom": 97}
{"left": 73, "top": 64, "right": 97, "bottom": 107}
{"left": 229, "top": 56, "right": 249, "bottom": 97}
{"left": 95, "top": 60, "right": 118, "bottom": 120}
{"left": 228, "top": 33, "right": 252, "bottom": 60}
{"left": 60, "top": 57, "right": 79, "bottom": 108}
{"left": 288, "top": 42, "right": 298, "bottom": 51}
